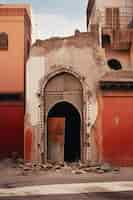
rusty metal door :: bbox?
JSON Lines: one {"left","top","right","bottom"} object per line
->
{"left": 47, "top": 117, "right": 65, "bottom": 162}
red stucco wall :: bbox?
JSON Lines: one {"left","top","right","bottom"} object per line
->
{"left": 102, "top": 92, "right": 133, "bottom": 166}
{"left": 0, "top": 103, "right": 24, "bottom": 158}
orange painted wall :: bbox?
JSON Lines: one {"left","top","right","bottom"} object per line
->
{"left": 0, "top": 16, "right": 24, "bottom": 93}
{"left": 0, "top": 6, "right": 31, "bottom": 159}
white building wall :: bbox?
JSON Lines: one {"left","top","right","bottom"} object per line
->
{"left": 26, "top": 56, "right": 45, "bottom": 126}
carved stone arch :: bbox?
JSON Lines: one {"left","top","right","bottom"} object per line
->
{"left": 39, "top": 67, "right": 90, "bottom": 163}
{"left": 39, "top": 67, "right": 86, "bottom": 97}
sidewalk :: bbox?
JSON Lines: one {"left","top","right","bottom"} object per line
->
{"left": 1, "top": 181, "right": 133, "bottom": 197}
{"left": 0, "top": 165, "right": 133, "bottom": 188}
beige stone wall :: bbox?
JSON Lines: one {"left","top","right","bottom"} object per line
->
{"left": 26, "top": 33, "right": 108, "bottom": 163}
{"left": 33, "top": 34, "right": 107, "bottom": 93}
{"left": 26, "top": 56, "right": 45, "bottom": 162}
{"left": 105, "top": 48, "right": 132, "bottom": 70}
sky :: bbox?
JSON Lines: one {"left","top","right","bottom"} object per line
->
{"left": 1, "top": 0, "right": 88, "bottom": 41}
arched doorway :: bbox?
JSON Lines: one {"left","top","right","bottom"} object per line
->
{"left": 43, "top": 71, "right": 84, "bottom": 162}
{"left": 47, "top": 101, "right": 81, "bottom": 162}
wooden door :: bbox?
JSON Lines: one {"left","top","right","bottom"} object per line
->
{"left": 47, "top": 117, "right": 65, "bottom": 162}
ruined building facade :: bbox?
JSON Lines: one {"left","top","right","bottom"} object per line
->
{"left": 25, "top": 33, "right": 107, "bottom": 164}
{"left": 25, "top": 0, "right": 133, "bottom": 166}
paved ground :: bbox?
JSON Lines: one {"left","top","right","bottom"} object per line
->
{"left": 0, "top": 167, "right": 133, "bottom": 188}
{"left": 1, "top": 161, "right": 133, "bottom": 199}
{"left": 0, "top": 192, "right": 133, "bottom": 200}
{"left": 0, "top": 192, "right": 133, "bottom": 199}
{"left": 0, "top": 181, "right": 133, "bottom": 198}
{"left": 1, "top": 159, "right": 133, "bottom": 188}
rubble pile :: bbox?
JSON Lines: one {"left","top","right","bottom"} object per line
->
{"left": 16, "top": 160, "right": 120, "bottom": 175}
{"left": 0, "top": 157, "right": 120, "bottom": 176}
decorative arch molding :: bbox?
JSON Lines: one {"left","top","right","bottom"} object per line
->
{"left": 37, "top": 66, "right": 98, "bottom": 163}
{"left": 39, "top": 66, "right": 87, "bottom": 97}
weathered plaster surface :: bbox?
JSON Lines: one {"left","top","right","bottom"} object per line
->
{"left": 26, "top": 32, "right": 107, "bottom": 163}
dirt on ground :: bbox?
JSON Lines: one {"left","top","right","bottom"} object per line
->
{"left": 0, "top": 158, "right": 133, "bottom": 189}
{"left": 0, "top": 158, "right": 120, "bottom": 176}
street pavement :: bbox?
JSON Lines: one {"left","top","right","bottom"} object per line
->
{"left": 0, "top": 192, "right": 133, "bottom": 200}
{"left": 0, "top": 182, "right": 133, "bottom": 199}
{"left": 1, "top": 167, "right": 133, "bottom": 188}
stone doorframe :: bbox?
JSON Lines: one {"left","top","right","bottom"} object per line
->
{"left": 38, "top": 67, "right": 92, "bottom": 163}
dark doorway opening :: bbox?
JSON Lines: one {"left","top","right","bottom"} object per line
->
{"left": 102, "top": 34, "right": 111, "bottom": 48}
{"left": 48, "top": 101, "right": 81, "bottom": 162}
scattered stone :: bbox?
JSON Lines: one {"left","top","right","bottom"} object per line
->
{"left": 18, "top": 164, "right": 24, "bottom": 169}
{"left": 95, "top": 166, "right": 101, "bottom": 170}
{"left": 58, "top": 162, "right": 64, "bottom": 167}
{"left": 89, "top": 162, "right": 100, "bottom": 167}
{"left": 100, "top": 163, "right": 112, "bottom": 172}
{"left": 55, "top": 169, "right": 61, "bottom": 173}
{"left": 40, "top": 164, "right": 48, "bottom": 170}
{"left": 96, "top": 169, "right": 105, "bottom": 174}
{"left": 33, "top": 164, "right": 37, "bottom": 167}
{"left": 46, "top": 163, "right": 53, "bottom": 170}
{"left": 64, "top": 162, "right": 67, "bottom": 166}
{"left": 78, "top": 161, "right": 83, "bottom": 168}
{"left": 63, "top": 165, "right": 72, "bottom": 171}
{"left": 33, "top": 165, "right": 42, "bottom": 171}
{"left": 16, "top": 158, "right": 24, "bottom": 165}
{"left": 83, "top": 167, "right": 92, "bottom": 173}
{"left": 23, "top": 166, "right": 31, "bottom": 171}
{"left": 79, "top": 163, "right": 90, "bottom": 169}
{"left": 54, "top": 165, "right": 61, "bottom": 170}
{"left": 72, "top": 170, "right": 86, "bottom": 175}
{"left": 47, "top": 160, "right": 56, "bottom": 165}
{"left": 113, "top": 167, "right": 120, "bottom": 172}
{"left": 89, "top": 166, "right": 100, "bottom": 173}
